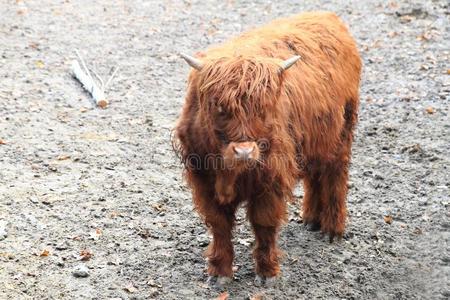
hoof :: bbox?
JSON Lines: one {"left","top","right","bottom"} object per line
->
{"left": 254, "top": 275, "right": 264, "bottom": 287}
{"left": 216, "top": 276, "right": 232, "bottom": 287}
{"left": 305, "top": 221, "right": 321, "bottom": 231}
{"left": 207, "top": 275, "right": 232, "bottom": 287}
{"left": 324, "top": 231, "right": 343, "bottom": 243}
{"left": 320, "top": 227, "right": 343, "bottom": 243}
{"left": 254, "top": 275, "right": 278, "bottom": 287}
{"left": 206, "top": 275, "right": 217, "bottom": 285}
{"left": 328, "top": 233, "right": 335, "bottom": 243}
{"left": 265, "top": 276, "right": 278, "bottom": 287}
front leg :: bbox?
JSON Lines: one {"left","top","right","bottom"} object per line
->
{"left": 189, "top": 172, "right": 238, "bottom": 284}
{"left": 248, "top": 190, "right": 287, "bottom": 280}
{"left": 203, "top": 203, "right": 237, "bottom": 280}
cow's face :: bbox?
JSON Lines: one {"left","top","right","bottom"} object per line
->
{"left": 198, "top": 57, "right": 297, "bottom": 168}
{"left": 209, "top": 99, "right": 262, "bottom": 165}
{"left": 181, "top": 55, "right": 300, "bottom": 169}
{"left": 205, "top": 89, "right": 274, "bottom": 167}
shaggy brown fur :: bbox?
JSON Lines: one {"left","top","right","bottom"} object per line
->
{"left": 174, "top": 11, "right": 361, "bottom": 280}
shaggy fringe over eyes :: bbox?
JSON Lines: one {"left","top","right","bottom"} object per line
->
{"left": 197, "top": 57, "right": 282, "bottom": 120}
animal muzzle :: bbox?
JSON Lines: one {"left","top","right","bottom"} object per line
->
{"left": 227, "top": 141, "right": 260, "bottom": 161}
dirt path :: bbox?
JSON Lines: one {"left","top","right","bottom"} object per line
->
{"left": 0, "top": 0, "right": 448, "bottom": 299}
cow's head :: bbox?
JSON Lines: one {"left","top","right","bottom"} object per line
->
{"left": 181, "top": 53, "right": 300, "bottom": 170}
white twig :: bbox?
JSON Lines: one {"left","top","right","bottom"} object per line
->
{"left": 75, "top": 50, "right": 93, "bottom": 83}
{"left": 71, "top": 50, "right": 118, "bottom": 108}
{"left": 91, "top": 65, "right": 105, "bottom": 90}
{"left": 104, "top": 66, "right": 119, "bottom": 90}
{"left": 72, "top": 60, "right": 108, "bottom": 108}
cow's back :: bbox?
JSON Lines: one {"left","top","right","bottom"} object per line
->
{"left": 204, "top": 12, "right": 361, "bottom": 161}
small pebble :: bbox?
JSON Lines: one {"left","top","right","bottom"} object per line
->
{"left": 72, "top": 264, "right": 89, "bottom": 278}
{"left": 0, "top": 222, "right": 8, "bottom": 241}
{"left": 55, "top": 242, "right": 69, "bottom": 250}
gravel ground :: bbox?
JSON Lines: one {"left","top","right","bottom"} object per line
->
{"left": 0, "top": 0, "right": 449, "bottom": 299}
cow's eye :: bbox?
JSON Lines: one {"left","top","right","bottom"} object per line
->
{"left": 215, "top": 130, "right": 229, "bottom": 144}
{"left": 216, "top": 105, "right": 229, "bottom": 118}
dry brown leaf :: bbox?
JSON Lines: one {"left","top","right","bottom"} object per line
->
{"left": 425, "top": 107, "right": 435, "bottom": 114}
{"left": 57, "top": 155, "right": 71, "bottom": 161}
{"left": 0, "top": 252, "right": 14, "bottom": 259}
{"left": 384, "top": 215, "right": 393, "bottom": 224}
{"left": 152, "top": 203, "right": 165, "bottom": 212}
{"left": 146, "top": 279, "right": 162, "bottom": 288}
{"left": 207, "top": 27, "right": 217, "bottom": 36}
{"left": 0, "top": 139, "right": 6, "bottom": 145}
{"left": 216, "top": 292, "right": 229, "bottom": 300}
{"left": 88, "top": 228, "right": 103, "bottom": 240}
{"left": 124, "top": 282, "right": 137, "bottom": 293}
{"left": 388, "top": 2, "right": 398, "bottom": 9}
{"left": 71, "top": 235, "right": 82, "bottom": 241}
{"left": 210, "top": 18, "right": 221, "bottom": 25}
{"left": 80, "top": 107, "right": 88, "bottom": 113}
{"left": 447, "top": 69, "right": 450, "bottom": 75}
{"left": 417, "top": 33, "right": 431, "bottom": 41}
{"left": 371, "top": 40, "right": 382, "bottom": 49}
{"left": 138, "top": 228, "right": 151, "bottom": 239}
{"left": 80, "top": 249, "right": 92, "bottom": 261}
{"left": 387, "top": 31, "right": 398, "bottom": 38}
{"left": 40, "top": 249, "right": 50, "bottom": 257}
{"left": 16, "top": 0, "right": 27, "bottom": 14}
{"left": 29, "top": 42, "right": 39, "bottom": 50}
{"left": 399, "top": 15, "right": 413, "bottom": 23}
{"left": 413, "top": 227, "right": 423, "bottom": 235}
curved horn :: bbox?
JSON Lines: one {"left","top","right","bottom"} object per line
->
{"left": 180, "top": 53, "right": 203, "bottom": 70}
{"left": 279, "top": 55, "right": 301, "bottom": 72}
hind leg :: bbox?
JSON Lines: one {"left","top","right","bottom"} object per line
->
{"left": 302, "top": 168, "right": 322, "bottom": 231}
{"left": 318, "top": 101, "right": 356, "bottom": 240}
{"left": 318, "top": 99, "right": 358, "bottom": 240}
{"left": 318, "top": 161, "right": 349, "bottom": 241}
{"left": 315, "top": 99, "right": 357, "bottom": 240}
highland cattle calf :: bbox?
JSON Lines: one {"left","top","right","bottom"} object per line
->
{"left": 174, "top": 11, "right": 361, "bottom": 285}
